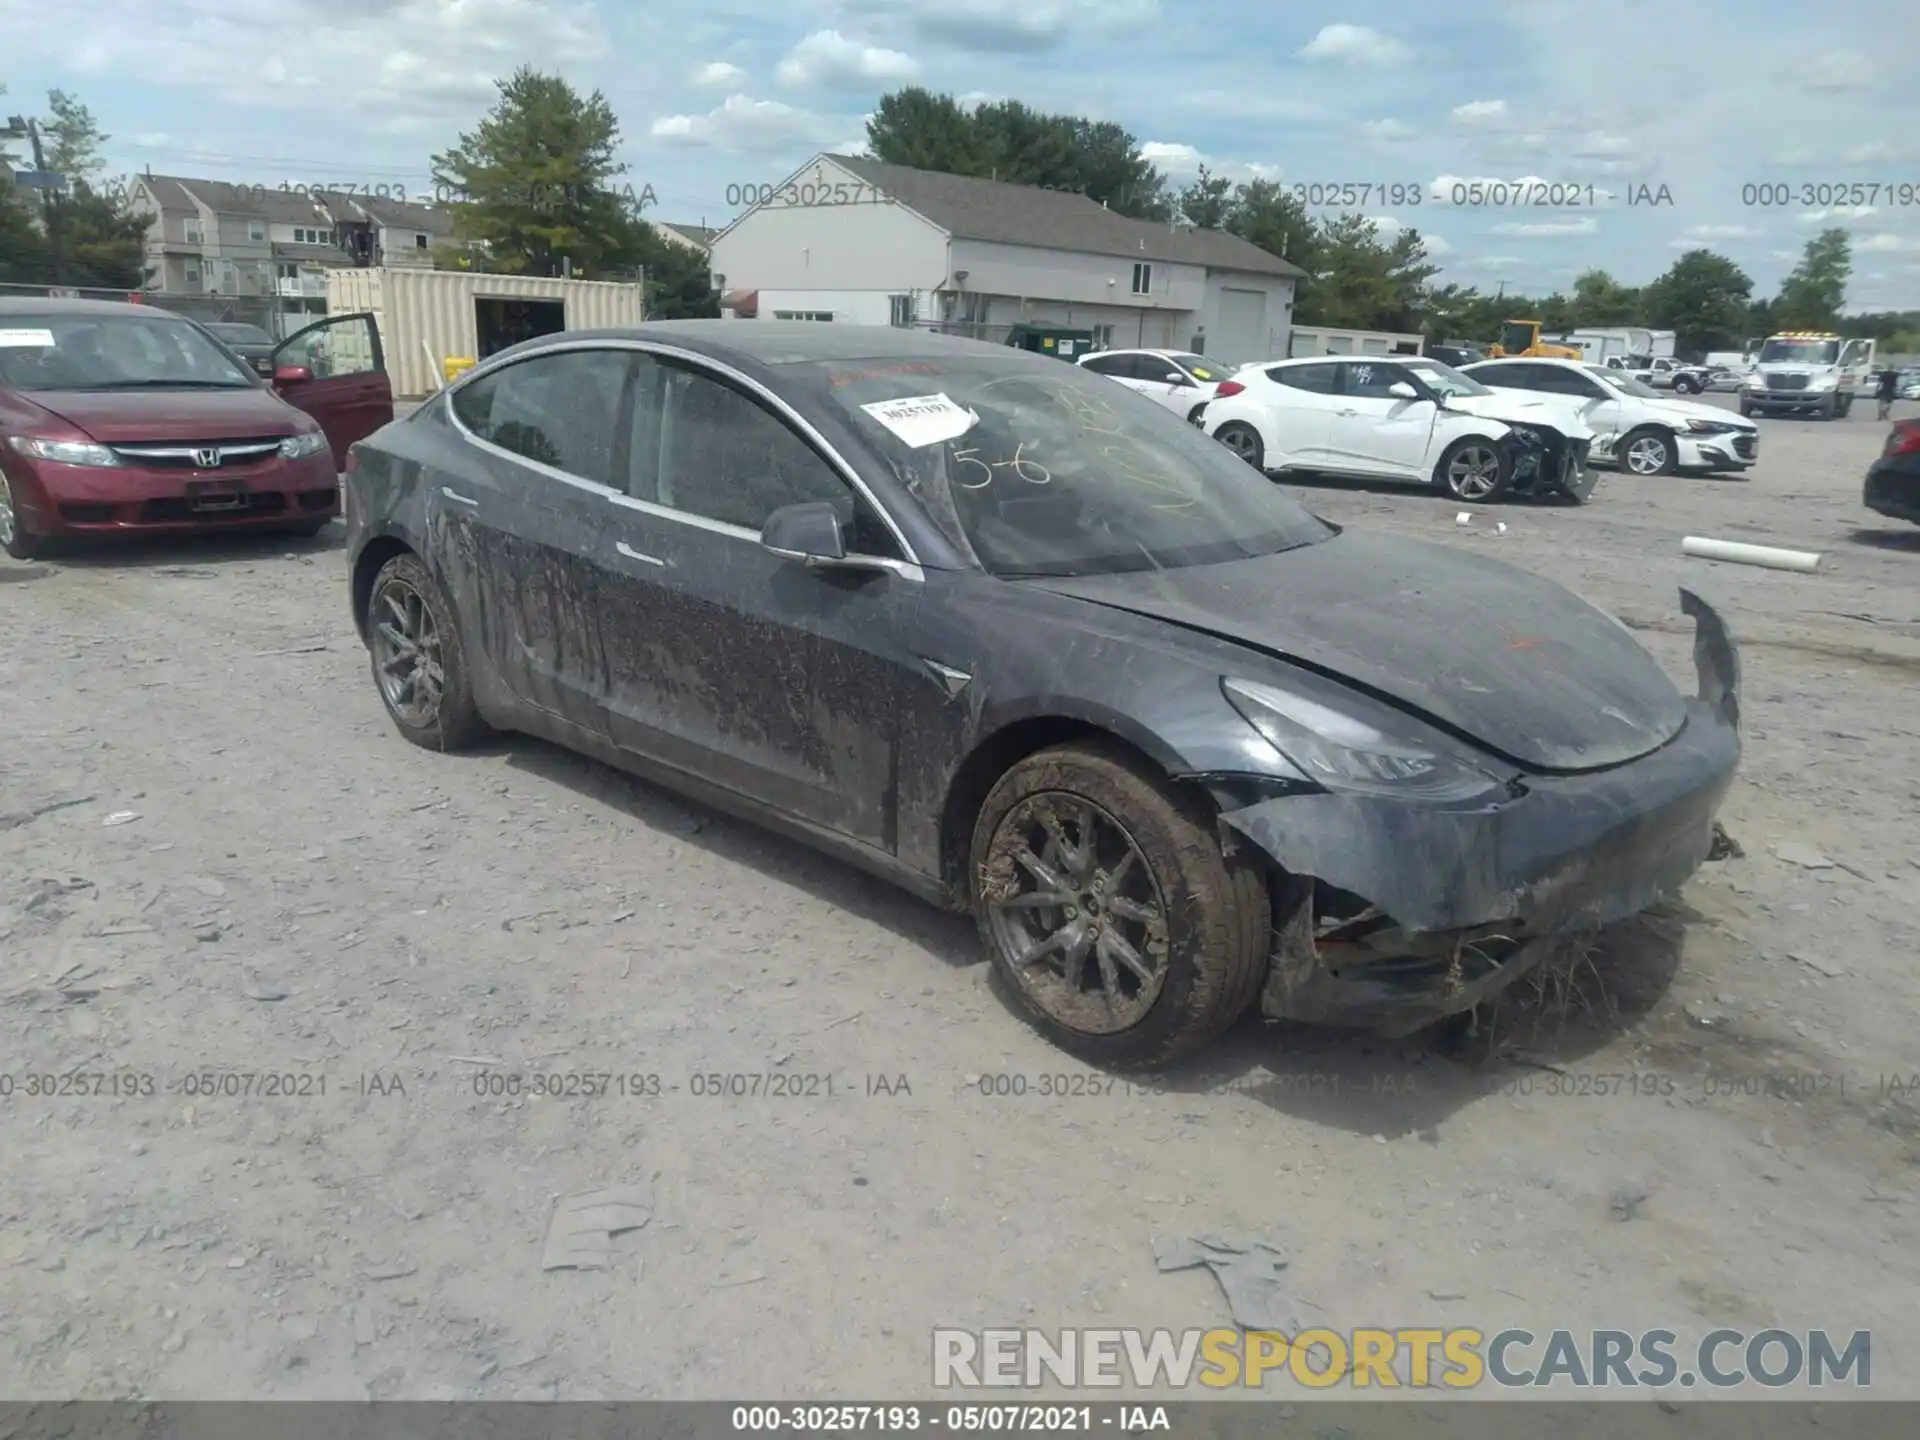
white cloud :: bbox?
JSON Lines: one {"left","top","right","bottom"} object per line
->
{"left": 1492, "top": 216, "right": 1599, "bottom": 237}
{"left": 693, "top": 61, "right": 747, "bottom": 87}
{"left": 1455, "top": 254, "right": 1523, "bottom": 270}
{"left": 1788, "top": 50, "right": 1879, "bottom": 93}
{"left": 859, "top": 0, "right": 1160, "bottom": 54}
{"left": 1366, "top": 213, "right": 1451, "bottom": 256}
{"left": 1358, "top": 119, "right": 1413, "bottom": 142}
{"left": 1451, "top": 99, "right": 1508, "bottom": 126}
{"left": 1298, "top": 24, "right": 1410, "bottom": 67}
{"left": 1843, "top": 141, "right": 1920, "bottom": 164}
{"left": 650, "top": 94, "right": 854, "bottom": 152}
{"left": 1140, "top": 141, "right": 1206, "bottom": 174}
{"left": 775, "top": 30, "right": 918, "bottom": 88}
{"left": 1856, "top": 232, "right": 1920, "bottom": 253}
{"left": 1799, "top": 205, "right": 1878, "bottom": 222}
{"left": 1680, "top": 224, "right": 1759, "bottom": 239}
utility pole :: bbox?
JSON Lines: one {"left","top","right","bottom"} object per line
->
{"left": 23, "top": 119, "right": 64, "bottom": 285}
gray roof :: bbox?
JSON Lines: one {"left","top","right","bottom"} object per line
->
{"left": 658, "top": 222, "right": 718, "bottom": 248}
{"left": 821, "top": 155, "right": 1305, "bottom": 279}
{"left": 344, "top": 195, "right": 456, "bottom": 236}
{"left": 138, "top": 174, "right": 334, "bottom": 224}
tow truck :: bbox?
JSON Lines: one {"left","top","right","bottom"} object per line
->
{"left": 1740, "top": 331, "right": 1875, "bottom": 419}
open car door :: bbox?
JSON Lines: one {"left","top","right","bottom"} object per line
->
{"left": 271, "top": 312, "right": 394, "bottom": 470}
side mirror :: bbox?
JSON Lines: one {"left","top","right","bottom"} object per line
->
{"left": 1387, "top": 381, "right": 1419, "bottom": 400}
{"left": 274, "top": 364, "right": 314, "bottom": 385}
{"left": 1163, "top": 371, "right": 1191, "bottom": 386}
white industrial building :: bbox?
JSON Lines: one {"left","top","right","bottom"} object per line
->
{"left": 708, "top": 155, "right": 1304, "bottom": 363}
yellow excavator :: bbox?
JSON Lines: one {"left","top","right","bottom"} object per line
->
{"left": 1486, "top": 320, "right": 1582, "bottom": 359}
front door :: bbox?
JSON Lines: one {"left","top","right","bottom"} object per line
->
{"left": 432, "top": 346, "right": 636, "bottom": 730}
{"left": 1328, "top": 360, "right": 1438, "bottom": 476}
{"left": 1120, "top": 354, "right": 1198, "bottom": 416}
{"left": 595, "top": 354, "right": 923, "bottom": 850}
{"left": 272, "top": 312, "right": 394, "bottom": 468}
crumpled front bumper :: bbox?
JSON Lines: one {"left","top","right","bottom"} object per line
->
{"left": 1221, "top": 588, "right": 1742, "bottom": 1034}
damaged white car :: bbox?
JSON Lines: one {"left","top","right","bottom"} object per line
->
{"left": 1204, "top": 355, "right": 1598, "bottom": 504}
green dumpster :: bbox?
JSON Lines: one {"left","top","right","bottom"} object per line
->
{"left": 1005, "top": 324, "right": 1096, "bottom": 361}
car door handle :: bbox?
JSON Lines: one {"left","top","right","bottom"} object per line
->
{"left": 440, "top": 487, "right": 478, "bottom": 507}
{"left": 1337, "top": 408, "right": 1358, "bottom": 416}
{"left": 615, "top": 541, "right": 664, "bottom": 567}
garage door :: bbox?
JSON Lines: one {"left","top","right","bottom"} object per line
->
{"left": 1214, "top": 289, "right": 1268, "bottom": 363}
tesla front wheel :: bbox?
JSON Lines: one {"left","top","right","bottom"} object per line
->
{"left": 970, "top": 743, "right": 1268, "bottom": 1069}
{"left": 1437, "top": 438, "right": 1511, "bottom": 501}
{"left": 366, "top": 553, "right": 490, "bottom": 752}
{"left": 1214, "top": 422, "right": 1265, "bottom": 471}
{"left": 0, "top": 477, "right": 40, "bottom": 560}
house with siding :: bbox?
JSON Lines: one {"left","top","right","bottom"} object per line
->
{"left": 708, "top": 155, "right": 1305, "bottom": 363}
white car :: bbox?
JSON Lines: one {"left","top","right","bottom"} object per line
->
{"left": 1076, "top": 348, "right": 1240, "bottom": 424}
{"left": 1201, "top": 354, "right": 1598, "bottom": 503}
{"left": 1462, "top": 357, "right": 1759, "bottom": 476}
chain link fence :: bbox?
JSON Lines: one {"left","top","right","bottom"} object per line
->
{"left": 0, "top": 282, "right": 299, "bottom": 338}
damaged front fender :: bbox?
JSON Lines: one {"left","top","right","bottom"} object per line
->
{"left": 1217, "top": 587, "right": 1742, "bottom": 1034}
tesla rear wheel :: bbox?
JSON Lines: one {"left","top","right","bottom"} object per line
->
{"left": 1437, "top": 438, "right": 1511, "bottom": 501}
{"left": 0, "top": 478, "right": 40, "bottom": 561}
{"left": 1215, "top": 422, "right": 1265, "bottom": 470}
{"left": 367, "top": 553, "right": 490, "bottom": 752}
{"left": 971, "top": 743, "right": 1268, "bottom": 1069}
{"left": 1620, "top": 427, "right": 1677, "bottom": 475}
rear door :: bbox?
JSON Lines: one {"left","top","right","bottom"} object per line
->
{"left": 1257, "top": 361, "right": 1341, "bottom": 464}
{"left": 432, "top": 346, "right": 636, "bottom": 732}
{"left": 595, "top": 354, "right": 925, "bottom": 850}
{"left": 1327, "top": 360, "right": 1438, "bottom": 477}
{"left": 272, "top": 313, "right": 394, "bottom": 469}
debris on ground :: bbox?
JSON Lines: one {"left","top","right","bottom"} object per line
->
{"left": 0, "top": 795, "right": 96, "bottom": 832}
{"left": 1610, "top": 1184, "right": 1654, "bottom": 1221}
{"left": 1773, "top": 842, "right": 1833, "bottom": 870}
{"left": 540, "top": 1184, "right": 654, "bottom": 1271}
{"left": 102, "top": 811, "right": 142, "bottom": 827}
{"left": 1790, "top": 951, "right": 1847, "bottom": 978}
{"left": 1708, "top": 822, "right": 1745, "bottom": 861}
{"left": 242, "top": 972, "right": 289, "bottom": 1002}
{"left": 1153, "top": 1233, "right": 1297, "bottom": 1332}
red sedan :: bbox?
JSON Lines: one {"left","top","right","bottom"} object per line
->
{"left": 0, "top": 297, "right": 393, "bottom": 560}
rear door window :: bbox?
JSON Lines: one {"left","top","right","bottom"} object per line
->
{"left": 451, "top": 349, "right": 633, "bottom": 488}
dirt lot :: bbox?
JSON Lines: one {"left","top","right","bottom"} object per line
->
{"left": 3, "top": 395, "right": 1918, "bottom": 1401}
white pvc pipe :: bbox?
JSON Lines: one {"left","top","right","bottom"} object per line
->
{"left": 1682, "top": 536, "right": 1821, "bottom": 572}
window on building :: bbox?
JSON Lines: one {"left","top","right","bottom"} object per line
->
{"left": 415, "top": 232, "right": 430, "bottom": 249}
{"left": 183, "top": 221, "right": 204, "bottom": 244}
{"left": 1091, "top": 324, "right": 1114, "bottom": 349}
{"left": 889, "top": 294, "right": 916, "bottom": 328}
{"left": 277, "top": 262, "right": 299, "bottom": 280}
{"left": 292, "top": 226, "right": 329, "bottom": 245}
{"left": 1131, "top": 263, "right": 1152, "bottom": 295}
{"left": 248, "top": 220, "right": 266, "bottom": 241}
{"left": 772, "top": 310, "right": 834, "bottom": 321}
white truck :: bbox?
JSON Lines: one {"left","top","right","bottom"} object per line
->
{"left": 1739, "top": 331, "right": 1877, "bottom": 419}
{"left": 1557, "top": 329, "right": 1638, "bottom": 365}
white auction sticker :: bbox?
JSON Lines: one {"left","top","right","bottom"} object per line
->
{"left": 0, "top": 328, "right": 56, "bottom": 348}
{"left": 860, "top": 392, "right": 977, "bottom": 448}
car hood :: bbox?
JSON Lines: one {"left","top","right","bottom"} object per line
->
{"left": 1033, "top": 530, "right": 1688, "bottom": 772}
{"left": 24, "top": 387, "right": 302, "bottom": 442}
{"left": 1443, "top": 391, "right": 1595, "bottom": 439}
{"left": 1637, "top": 394, "right": 1755, "bottom": 427}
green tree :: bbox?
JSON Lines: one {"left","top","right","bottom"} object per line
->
{"left": 1222, "top": 179, "right": 1316, "bottom": 273}
{"left": 635, "top": 229, "right": 719, "bottom": 318}
{"left": 431, "top": 67, "right": 647, "bottom": 278}
{"left": 1303, "top": 214, "right": 1438, "bottom": 330}
{"left": 1568, "top": 268, "right": 1641, "bottom": 327}
{"left": 1773, "top": 227, "right": 1850, "bottom": 329}
{"left": 1176, "top": 165, "right": 1233, "bottom": 229}
{"left": 1642, "top": 249, "right": 1754, "bottom": 354}
{"left": 41, "top": 89, "right": 107, "bottom": 178}
{"left": 865, "top": 88, "right": 1169, "bottom": 219}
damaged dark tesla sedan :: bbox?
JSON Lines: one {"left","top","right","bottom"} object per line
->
{"left": 344, "top": 322, "right": 1742, "bottom": 1067}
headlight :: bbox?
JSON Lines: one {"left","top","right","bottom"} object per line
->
{"left": 1221, "top": 677, "right": 1505, "bottom": 803}
{"left": 7, "top": 435, "right": 120, "bottom": 467}
{"left": 1686, "top": 419, "right": 1737, "bottom": 434}
{"left": 1809, "top": 374, "right": 1836, "bottom": 390}
{"left": 1745, "top": 375, "right": 1765, "bottom": 389}
{"left": 279, "top": 430, "right": 328, "bottom": 459}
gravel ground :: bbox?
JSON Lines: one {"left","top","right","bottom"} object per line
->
{"left": 3, "top": 395, "right": 1917, "bottom": 1401}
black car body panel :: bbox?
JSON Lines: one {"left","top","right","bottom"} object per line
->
{"left": 345, "top": 321, "right": 1742, "bottom": 1038}
{"left": 1030, "top": 530, "right": 1684, "bottom": 771}
{"left": 1864, "top": 441, "right": 1920, "bottom": 524}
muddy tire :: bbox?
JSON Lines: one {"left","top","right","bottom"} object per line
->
{"left": 365, "top": 552, "right": 491, "bottom": 752}
{"left": 969, "top": 741, "right": 1269, "bottom": 1069}
{"left": 0, "top": 476, "right": 40, "bottom": 561}
{"left": 1214, "top": 422, "right": 1265, "bottom": 471}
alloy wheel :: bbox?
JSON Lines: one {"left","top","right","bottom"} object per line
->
{"left": 1624, "top": 435, "right": 1670, "bottom": 474}
{"left": 1448, "top": 445, "right": 1502, "bottom": 499}
{"left": 0, "top": 479, "right": 15, "bottom": 549}
{"left": 981, "top": 793, "right": 1171, "bottom": 1034}
{"left": 1220, "top": 426, "right": 1260, "bottom": 463}
{"left": 370, "top": 578, "right": 447, "bottom": 727}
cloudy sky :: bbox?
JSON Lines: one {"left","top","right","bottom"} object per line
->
{"left": 4, "top": 0, "right": 1918, "bottom": 308}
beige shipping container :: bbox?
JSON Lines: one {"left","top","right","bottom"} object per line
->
{"left": 325, "top": 268, "right": 647, "bottom": 398}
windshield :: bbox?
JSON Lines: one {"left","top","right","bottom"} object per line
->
{"left": 1759, "top": 339, "right": 1840, "bottom": 365}
{"left": 207, "top": 323, "right": 273, "bottom": 345}
{"left": 0, "top": 313, "right": 258, "bottom": 390}
{"left": 1403, "top": 360, "right": 1491, "bottom": 398}
{"left": 814, "top": 354, "right": 1333, "bottom": 578}
{"left": 1587, "top": 365, "right": 1660, "bottom": 399}
{"left": 1498, "top": 321, "right": 1536, "bottom": 352}
{"left": 1167, "top": 354, "right": 1236, "bottom": 384}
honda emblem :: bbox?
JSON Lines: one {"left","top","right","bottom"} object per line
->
{"left": 193, "top": 447, "right": 221, "bottom": 468}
